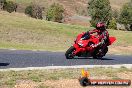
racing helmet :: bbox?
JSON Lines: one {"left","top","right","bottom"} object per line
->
{"left": 96, "top": 22, "right": 106, "bottom": 31}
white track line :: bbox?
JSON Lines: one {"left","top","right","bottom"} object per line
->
{"left": 0, "top": 64, "right": 132, "bottom": 71}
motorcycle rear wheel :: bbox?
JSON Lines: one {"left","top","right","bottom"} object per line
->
{"left": 92, "top": 47, "right": 108, "bottom": 59}
{"left": 65, "top": 46, "right": 75, "bottom": 59}
{"left": 93, "top": 55, "right": 103, "bottom": 59}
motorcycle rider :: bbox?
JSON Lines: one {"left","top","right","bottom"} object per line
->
{"left": 87, "top": 22, "right": 109, "bottom": 48}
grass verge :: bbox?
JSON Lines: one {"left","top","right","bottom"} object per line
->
{"left": 0, "top": 67, "right": 132, "bottom": 88}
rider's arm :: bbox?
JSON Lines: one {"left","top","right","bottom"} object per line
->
{"left": 91, "top": 30, "right": 109, "bottom": 48}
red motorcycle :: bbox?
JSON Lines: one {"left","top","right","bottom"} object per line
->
{"left": 65, "top": 32, "right": 116, "bottom": 59}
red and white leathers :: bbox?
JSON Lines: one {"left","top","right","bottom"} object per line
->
{"left": 89, "top": 29, "right": 109, "bottom": 48}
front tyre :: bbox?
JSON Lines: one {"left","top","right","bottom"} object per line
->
{"left": 65, "top": 46, "right": 75, "bottom": 59}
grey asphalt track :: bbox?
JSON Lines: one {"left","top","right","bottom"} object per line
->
{"left": 0, "top": 50, "right": 132, "bottom": 69}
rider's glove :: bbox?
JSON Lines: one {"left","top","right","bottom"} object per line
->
{"left": 91, "top": 44, "right": 97, "bottom": 48}
{"left": 91, "top": 42, "right": 101, "bottom": 48}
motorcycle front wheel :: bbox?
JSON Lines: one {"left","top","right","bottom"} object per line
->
{"left": 65, "top": 46, "right": 76, "bottom": 59}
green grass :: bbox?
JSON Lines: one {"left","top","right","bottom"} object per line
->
{"left": 0, "top": 11, "right": 88, "bottom": 51}
{"left": 109, "top": 30, "right": 132, "bottom": 46}
{"left": 0, "top": 67, "right": 131, "bottom": 87}
{"left": 7, "top": 0, "right": 33, "bottom": 4}
{"left": 0, "top": 11, "right": 132, "bottom": 53}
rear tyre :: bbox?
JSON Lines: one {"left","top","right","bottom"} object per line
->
{"left": 65, "top": 46, "right": 75, "bottom": 59}
{"left": 92, "top": 48, "right": 103, "bottom": 59}
{"left": 92, "top": 47, "right": 108, "bottom": 59}
{"left": 104, "top": 47, "right": 108, "bottom": 55}
{"left": 93, "top": 55, "right": 103, "bottom": 59}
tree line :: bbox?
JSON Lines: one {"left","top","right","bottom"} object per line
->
{"left": 88, "top": 0, "right": 132, "bottom": 31}
{"left": 0, "top": 0, "right": 131, "bottom": 31}
{"left": 0, "top": 0, "right": 64, "bottom": 23}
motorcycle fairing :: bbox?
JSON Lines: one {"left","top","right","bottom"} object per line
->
{"left": 109, "top": 37, "right": 116, "bottom": 45}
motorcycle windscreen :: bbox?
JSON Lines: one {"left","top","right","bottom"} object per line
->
{"left": 109, "top": 37, "right": 116, "bottom": 45}
{"left": 81, "top": 32, "right": 90, "bottom": 40}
